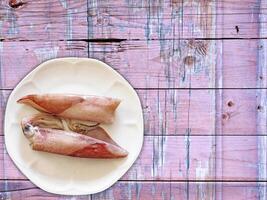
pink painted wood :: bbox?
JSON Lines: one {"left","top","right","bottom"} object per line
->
{"left": 0, "top": 89, "right": 261, "bottom": 136}
{"left": 0, "top": 135, "right": 266, "bottom": 181}
{"left": 86, "top": 0, "right": 264, "bottom": 39}
{"left": 1, "top": 181, "right": 265, "bottom": 200}
{"left": 0, "top": 0, "right": 266, "bottom": 199}
{"left": 0, "top": 39, "right": 260, "bottom": 89}
{"left": 0, "top": 41, "right": 88, "bottom": 89}
{"left": 0, "top": 0, "right": 87, "bottom": 40}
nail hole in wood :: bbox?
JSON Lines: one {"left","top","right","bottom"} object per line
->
{"left": 222, "top": 113, "right": 230, "bottom": 120}
{"left": 257, "top": 105, "right": 263, "bottom": 111}
{"left": 227, "top": 101, "right": 234, "bottom": 107}
{"left": 235, "top": 26, "right": 239, "bottom": 33}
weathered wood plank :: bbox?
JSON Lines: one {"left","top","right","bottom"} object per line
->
{"left": 0, "top": 135, "right": 266, "bottom": 181}
{"left": 0, "top": 0, "right": 263, "bottom": 40}
{"left": 0, "top": 0, "right": 88, "bottom": 40}
{"left": 257, "top": 1, "right": 267, "bottom": 200}
{"left": 94, "top": 182, "right": 266, "bottom": 200}
{"left": 0, "top": 39, "right": 260, "bottom": 89}
{"left": 1, "top": 88, "right": 262, "bottom": 136}
{"left": 0, "top": 181, "right": 266, "bottom": 200}
{"left": 0, "top": 180, "right": 91, "bottom": 200}
{"left": 216, "top": 0, "right": 260, "bottom": 38}
{"left": 0, "top": 41, "right": 88, "bottom": 90}
{"left": 220, "top": 40, "right": 258, "bottom": 88}
{"left": 87, "top": 0, "right": 264, "bottom": 40}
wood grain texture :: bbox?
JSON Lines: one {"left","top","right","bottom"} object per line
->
{"left": 0, "top": 41, "right": 88, "bottom": 89}
{"left": 0, "top": 0, "right": 87, "bottom": 41}
{"left": 0, "top": 88, "right": 262, "bottom": 136}
{"left": 0, "top": 135, "right": 266, "bottom": 181}
{"left": 1, "top": 181, "right": 266, "bottom": 200}
{"left": 92, "top": 182, "right": 266, "bottom": 200}
{"left": 87, "top": 0, "right": 264, "bottom": 40}
{"left": 0, "top": 0, "right": 263, "bottom": 41}
{"left": 0, "top": 39, "right": 261, "bottom": 89}
{"left": 0, "top": 180, "right": 92, "bottom": 200}
{"left": 257, "top": 1, "right": 267, "bottom": 200}
{"left": 0, "top": 0, "right": 265, "bottom": 198}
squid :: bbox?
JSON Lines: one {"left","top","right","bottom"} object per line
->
{"left": 17, "top": 94, "right": 121, "bottom": 124}
{"left": 21, "top": 114, "right": 128, "bottom": 158}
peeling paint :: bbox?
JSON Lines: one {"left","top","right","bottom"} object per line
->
{"left": 33, "top": 46, "right": 59, "bottom": 62}
{"left": 151, "top": 93, "right": 167, "bottom": 177}
{"left": 44, "top": 23, "right": 52, "bottom": 32}
{"left": 59, "top": 0, "right": 67, "bottom": 9}
{"left": 0, "top": 21, "right": 3, "bottom": 38}
{"left": 196, "top": 161, "right": 209, "bottom": 180}
{"left": 257, "top": 1, "right": 267, "bottom": 200}
{"left": 161, "top": 191, "right": 167, "bottom": 200}
{"left": 196, "top": 160, "right": 214, "bottom": 200}
{"left": 66, "top": 9, "right": 73, "bottom": 45}
{"left": 58, "top": 0, "right": 73, "bottom": 45}
{"left": 0, "top": 42, "right": 3, "bottom": 88}
{"left": 0, "top": 40, "right": 10, "bottom": 200}
{"left": 6, "top": 7, "right": 19, "bottom": 36}
{"left": 95, "top": 187, "right": 114, "bottom": 200}
{"left": 30, "top": 22, "right": 34, "bottom": 30}
{"left": 127, "top": 182, "right": 132, "bottom": 200}
{"left": 184, "top": 129, "right": 191, "bottom": 171}
{"left": 151, "top": 183, "right": 156, "bottom": 196}
{"left": 135, "top": 182, "right": 141, "bottom": 200}
{"left": 88, "top": 0, "right": 98, "bottom": 39}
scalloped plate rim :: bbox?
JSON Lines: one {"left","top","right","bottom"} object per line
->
{"left": 4, "top": 57, "right": 144, "bottom": 195}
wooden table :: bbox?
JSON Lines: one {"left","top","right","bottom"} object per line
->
{"left": 0, "top": 0, "right": 267, "bottom": 199}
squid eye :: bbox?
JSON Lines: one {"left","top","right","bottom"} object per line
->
{"left": 22, "top": 123, "right": 36, "bottom": 139}
{"left": 24, "top": 123, "right": 32, "bottom": 131}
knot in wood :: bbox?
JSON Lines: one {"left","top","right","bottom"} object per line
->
{"left": 183, "top": 56, "right": 196, "bottom": 66}
{"left": 9, "top": 0, "right": 26, "bottom": 9}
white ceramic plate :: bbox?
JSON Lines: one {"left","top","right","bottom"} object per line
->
{"left": 4, "top": 58, "right": 144, "bottom": 195}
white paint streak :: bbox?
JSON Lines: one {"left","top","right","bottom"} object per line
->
{"left": 158, "top": 99, "right": 163, "bottom": 136}
{"left": 33, "top": 46, "right": 59, "bottom": 62}
{"left": 196, "top": 161, "right": 209, "bottom": 180}
{"left": 0, "top": 42, "right": 3, "bottom": 85}
{"left": 58, "top": 0, "right": 73, "bottom": 44}
{"left": 30, "top": 23, "right": 34, "bottom": 30}
{"left": 196, "top": 161, "right": 210, "bottom": 200}
{"left": 67, "top": 9, "right": 73, "bottom": 45}
{"left": 106, "top": 189, "right": 115, "bottom": 200}
{"left": 161, "top": 191, "right": 166, "bottom": 200}
{"left": 91, "top": 0, "right": 98, "bottom": 8}
{"left": 0, "top": 21, "right": 3, "bottom": 38}
{"left": 127, "top": 183, "right": 132, "bottom": 200}
{"left": 0, "top": 42, "right": 4, "bottom": 57}
{"left": 59, "top": 0, "right": 67, "bottom": 9}
{"left": 44, "top": 24, "right": 52, "bottom": 32}
{"left": 136, "top": 163, "right": 143, "bottom": 180}
{"left": 6, "top": 9, "right": 19, "bottom": 36}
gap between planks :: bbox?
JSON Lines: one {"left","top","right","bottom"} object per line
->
{"left": 1, "top": 88, "right": 267, "bottom": 91}
{"left": 2, "top": 38, "right": 267, "bottom": 42}
{"left": 1, "top": 179, "right": 267, "bottom": 183}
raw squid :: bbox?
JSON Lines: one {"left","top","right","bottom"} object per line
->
{"left": 21, "top": 114, "right": 128, "bottom": 158}
{"left": 17, "top": 94, "right": 121, "bottom": 123}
